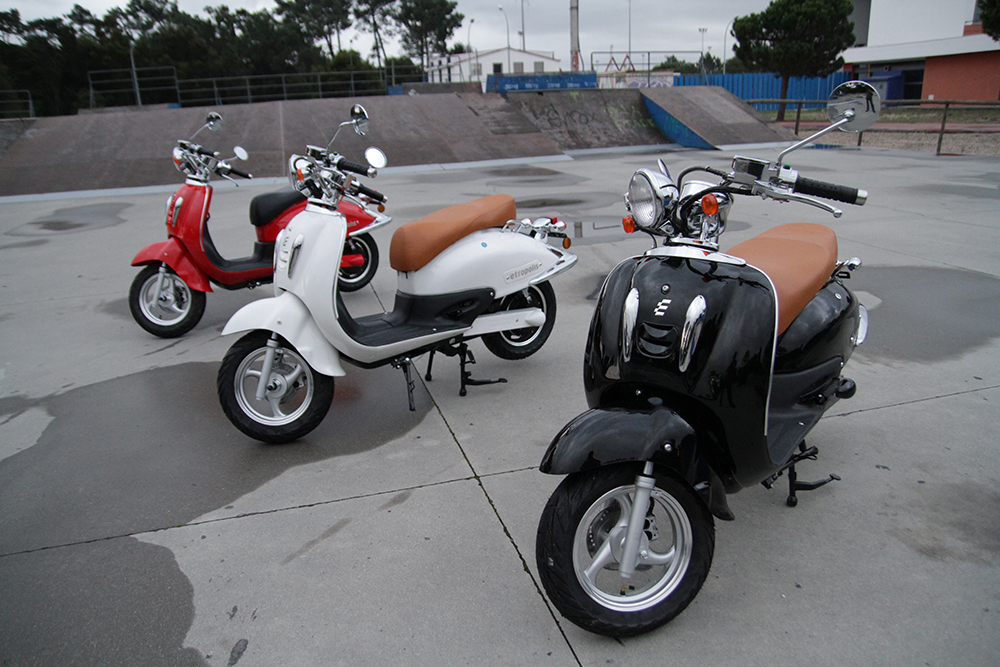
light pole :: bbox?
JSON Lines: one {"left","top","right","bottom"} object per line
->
{"left": 699, "top": 27, "right": 707, "bottom": 84}
{"left": 129, "top": 40, "right": 142, "bottom": 106}
{"left": 520, "top": 0, "right": 525, "bottom": 51}
{"left": 498, "top": 5, "right": 510, "bottom": 73}
{"left": 723, "top": 17, "right": 735, "bottom": 76}
{"left": 467, "top": 18, "right": 475, "bottom": 81}
{"left": 628, "top": 0, "right": 631, "bottom": 57}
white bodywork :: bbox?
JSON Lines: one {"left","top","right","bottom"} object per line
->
{"left": 222, "top": 202, "right": 576, "bottom": 374}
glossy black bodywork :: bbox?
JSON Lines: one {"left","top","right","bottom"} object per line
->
{"left": 541, "top": 248, "right": 862, "bottom": 496}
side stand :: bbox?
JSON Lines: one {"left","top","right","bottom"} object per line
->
{"left": 761, "top": 442, "right": 841, "bottom": 507}
{"left": 391, "top": 357, "right": 417, "bottom": 411}
{"left": 425, "top": 343, "right": 507, "bottom": 397}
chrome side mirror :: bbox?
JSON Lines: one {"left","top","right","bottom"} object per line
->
{"left": 233, "top": 146, "right": 248, "bottom": 161}
{"left": 364, "top": 146, "right": 387, "bottom": 169}
{"left": 206, "top": 112, "right": 224, "bottom": 131}
{"left": 351, "top": 104, "right": 370, "bottom": 136}
{"left": 827, "top": 81, "right": 881, "bottom": 133}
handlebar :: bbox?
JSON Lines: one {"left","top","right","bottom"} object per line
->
{"left": 356, "top": 183, "right": 385, "bottom": 203}
{"left": 335, "top": 156, "right": 377, "bottom": 178}
{"left": 226, "top": 165, "right": 253, "bottom": 179}
{"left": 793, "top": 176, "right": 867, "bottom": 206}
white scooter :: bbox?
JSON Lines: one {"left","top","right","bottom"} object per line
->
{"left": 217, "top": 105, "right": 578, "bottom": 443}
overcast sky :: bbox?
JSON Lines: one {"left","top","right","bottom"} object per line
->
{"left": 7, "top": 0, "right": 772, "bottom": 67}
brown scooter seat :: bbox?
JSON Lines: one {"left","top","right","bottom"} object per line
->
{"left": 726, "top": 223, "right": 838, "bottom": 335}
{"left": 389, "top": 194, "right": 517, "bottom": 273}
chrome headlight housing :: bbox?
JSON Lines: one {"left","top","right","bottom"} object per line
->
{"left": 626, "top": 169, "right": 679, "bottom": 233}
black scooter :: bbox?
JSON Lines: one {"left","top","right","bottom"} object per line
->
{"left": 535, "top": 81, "right": 881, "bottom": 637}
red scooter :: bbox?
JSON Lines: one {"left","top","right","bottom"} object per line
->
{"left": 129, "top": 112, "right": 390, "bottom": 338}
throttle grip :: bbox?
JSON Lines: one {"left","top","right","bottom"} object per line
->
{"left": 195, "top": 145, "right": 218, "bottom": 158}
{"left": 357, "top": 183, "right": 385, "bottom": 203}
{"left": 228, "top": 166, "right": 253, "bottom": 179}
{"left": 336, "top": 156, "right": 376, "bottom": 178}
{"left": 794, "top": 176, "right": 867, "bottom": 205}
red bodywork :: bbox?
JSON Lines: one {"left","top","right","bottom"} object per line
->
{"left": 131, "top": 183, "right": 377, "bottom": 291}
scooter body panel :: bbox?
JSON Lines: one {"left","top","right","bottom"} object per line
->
{"left": 221, "top": 290, "right": 345, "bottom": 377}
{"left": 130, "top": 237, "right": 214, "bottom": 292}
{"left": 584, "top": 249, "right": 778, "bottom": 490}
{"left": 540, "top": 407, "right": 698, "bottom": 476}
{"left": 396, "top": 228, "right": 575, "bottom": 299}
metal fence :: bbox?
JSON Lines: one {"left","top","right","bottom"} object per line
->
{"left": 0, "top": 90, "right": 35, "bottom": 119}
{"left": 748, "top": 98, "right": 1000, "bottom": 155}
{"left": 676, "top": 72, "right": 852, "bottom": 109}
{"left": 86, "top": 68, "right": 424, "bottom": 109}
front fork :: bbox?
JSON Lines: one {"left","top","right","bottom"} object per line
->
{"left": 619, "top": 461, "right": 656, "bottom": 581}
{"left": 255, "top": 334, "right": 280, "bottom": 400}
{"left": 153, "top": 264, "right": 170, "bottom": 305}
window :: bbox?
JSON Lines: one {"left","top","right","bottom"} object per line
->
{"left": 493, "top": 63, "right": 503, "bottom": 74}
{"left": 513, "top": 61, "right": 524, "bottom": 74}
{"left": 534, "top": 61, "right": 545, "bottom": 73}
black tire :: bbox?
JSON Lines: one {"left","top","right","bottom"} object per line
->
{"left": 481, "top": 281, "right": 556, "bottom": 360}
{"left": 536, "top": 465, "right": 715, "bottom": 637}
{"left": 338, "top": 233, "right": 379, "bottom": 292}
{"left": 217, "top": 330, "right": 335, "bottom": 443}
{"left": 129, "top": 264, "right": 206, "bottom": 338}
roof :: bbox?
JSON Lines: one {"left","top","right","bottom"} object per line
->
{"left": 844, "top": 33, "right": 1000, "bottom": 64}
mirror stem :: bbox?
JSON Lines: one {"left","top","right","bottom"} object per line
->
{"left": 776, "top": 113, "right": 853, "bottom": 165}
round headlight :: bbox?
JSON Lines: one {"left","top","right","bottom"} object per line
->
{"left": 628, "top": 172, "right": 661, "bottom": 230}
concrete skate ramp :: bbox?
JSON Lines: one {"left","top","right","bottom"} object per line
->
{"left": 506, "top": 89, "right": 673, "bottom": 151}
{"left": 641, "top": 87, "right": 798, "bottom": 149}
{"left": 0, "top": 93, "right": 561, "bottom": 196}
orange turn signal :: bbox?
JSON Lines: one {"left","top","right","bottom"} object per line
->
{"left": 623, "top": 216, "right": 636, "bottom": 234}
{"left": 701, "top": 193, "right": 719, "bottom": 216}
{"left": 563, "top": 237, "right": 572, "bottom": 249}
{"left": 296, "top": 168, "right": 306, "bottom": 182}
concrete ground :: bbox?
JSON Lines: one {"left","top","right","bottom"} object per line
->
{"left": 1, "top": 144, "right": 999, "bottom": 666}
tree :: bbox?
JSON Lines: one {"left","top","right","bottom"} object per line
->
{"left": 275, "top": 0, "right": 353, "bottom": 59}
{"left": 395, "top": 0, "right": 463, "bottom": 70}
{"left": 980, "top": 0, "right": 1000, "bottom": 40}
{"left": 354, "top": 0, "right": 396, "bottom": 69}
{"left": 733, "top": 0, "right": 855, "bottom": 120}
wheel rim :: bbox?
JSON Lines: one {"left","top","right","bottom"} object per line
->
{"left": 572, "top": 484, "right": 693, "bottom": 612}
{"left": 497, "top": 285, "right": 547, "bottom": 348}
{"left": 138, "top": 271, "right": 192, "bottom": 326}
{"left": 233, "top": 343, "right": 315, "bottom": 426}
{"left": 339, "top": 236, "right": 372, "bottom": 284}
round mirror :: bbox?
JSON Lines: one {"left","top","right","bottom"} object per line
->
{"left": 351, "top": 104, "right": 370, "bottom": 136}
{"left": 365, "top": 146, "right": 387, "bottom": 169}
{"left": 206, "top": 112, "right": 223, "bottom": 131}
{"left": 827, "top": 81, "right": 880, "bottom": 133}
{"left": 233, "top": 146, "right": 248, "bottom": 161}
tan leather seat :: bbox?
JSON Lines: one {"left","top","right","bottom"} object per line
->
{"left": 389, "top": 194, "right": 517, "bottom": 273}
{"left": 726, "top": 223, "right": 838, "bottom": 334}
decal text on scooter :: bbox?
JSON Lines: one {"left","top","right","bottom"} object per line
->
{"left": 505, "top": 260, "right": 544, "bottom": 284}
{"left": 654, "top": 299, "right": 672, "bottom": 316}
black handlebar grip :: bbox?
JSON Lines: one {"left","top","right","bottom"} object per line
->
{"left": 229, "top": 166, "right": 252, "bottom": 179}
{"left": 335, "top": 156, "right": 375, "bottom": 178}
{"left": 357, "top": 183, "right": 385, "bottom": 203}
{"left": 195, "top": 145, "right": 218, "bottom": 158}
{"left": 794, "top": 176, "right": 867, "bottom": 206}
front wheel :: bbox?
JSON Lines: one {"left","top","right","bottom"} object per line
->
{"left": 217, "top": 330, "right": 335, "bottom": 443}
{"left": 536, "top": 465, "right": 715, "bottom": 637}
{"left": 481, "top": 281, "right": 556, "bottom": 360}
{"left": 338, "top": 233, "right": 379, "bottom": 292}
{"left": 129, "top": 264, "right": 206, "bottom": 338}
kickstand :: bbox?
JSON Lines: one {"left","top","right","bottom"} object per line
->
{"left": 762, "top": 442, "right": 841, "bottom": 507}
{"left": 427, "top": 342, "right": 506, "bottom": 396}
{"left": 391, "top": 357, "right": 417, "bottom": 411}
{"left": 785, "top": 442, "right": 841, "bottom": 507}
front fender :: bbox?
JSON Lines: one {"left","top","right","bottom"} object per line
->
{"left": 222, "top": 291, "right": 345, "bottom": 377}
{"left": 131, "top": 239, "right": 212, "bottom": 293}
{"left": 540, "top": 407, "right": 735, "bottom": 521}
{"left": 540, "top": 407, "right": 697, "bottom": 475}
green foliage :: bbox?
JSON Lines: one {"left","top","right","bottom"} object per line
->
{"left": 733, "top": 0, "right": 854, "bottom": 119}
{"left": 980, "top": 0, "right": 1000, "bottom": 41}
{"left": 395, "top": 0, "right": 463, "bottom": 69}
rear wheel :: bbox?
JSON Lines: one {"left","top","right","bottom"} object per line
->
{"left": 536, "top": 465, "right": 714, "bottom": 637}
{"left": 129, "top": 264, "right": 206, "bottom": 338}
{"left": 217, "top": 330, "right": 334, "bottom": 443}
{"left": 482, "top": 281, "right": 556, "bottom": 360}
{"left": 338, "top": 233, "right": 379, "bottom": 292}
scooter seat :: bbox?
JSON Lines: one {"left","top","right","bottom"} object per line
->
{"left": 726, "top": 223, "right": 838, "bottom": 335}
{"left": 249, "top": 189, "right": 305, "bottom": 227}
{"left": 390, "top": 194, "right": 517, "bottom": 273}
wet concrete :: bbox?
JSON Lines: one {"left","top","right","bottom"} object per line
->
{"left": 1, "top": 147, "right": 998, "bottom": 666}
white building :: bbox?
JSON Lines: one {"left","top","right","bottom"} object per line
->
{"left": 426, "top": 48, "right": 561, "bottom": 87}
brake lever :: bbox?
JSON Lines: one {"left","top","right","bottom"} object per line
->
{"left": 752, "top": 182, "right": 843, "bottom": 218}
